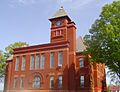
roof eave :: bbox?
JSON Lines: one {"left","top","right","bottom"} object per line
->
{"left": 49, "top": 16, "right": 71, "bottom": 21}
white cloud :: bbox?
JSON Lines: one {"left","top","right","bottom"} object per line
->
{"left": 59, "top": 0, "right": 73, "bottom": 3}
{"left": 58, "top": 0, "right": 95, "bottom": 9}
{"left": 17, "top": 0, "right": 36, "bottom": 5}
{"left": 9, "top": 0, "right": 39, "bottom": 6}
{"left": 77, "top": 0, "right": 95, "bottom": 6}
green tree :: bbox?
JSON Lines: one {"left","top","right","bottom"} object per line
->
{"left": 4, "top": 42, "right": 28, "bottom": 58}
{"left": 0, "top": 50, "right": 6, "bottom": 82}
{"left": 84, "top": 1, "right": 120, "bottom": 81}
{"left": 0, "top": 42, "right": 28, "bottom": 82}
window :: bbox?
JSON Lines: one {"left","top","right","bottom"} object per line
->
{"left": 13, "top": 77, "right": 18, "bottom": 88}
{"left": 58, "top": 76, "right": 62, "bottom": 88}
{"left": 40, "top": 54, "right": 45, "bottom": 69}
{"left": 58, "top": 51, "right": 63, "bottom": 68}
{"left": 60, "top": 30, "right": 62, "bottom": 35}
{"left": 50, "top": 76, "right": 54, "bottom": 88}
{"left": 20, "top": 77, "right": 25, "bottom": 88}
{"left": 21, "top": 56, "right": 26, "bottom": 71}
{"left": 50, "top": 52, "right": 54, "bottom": 68}
{"left": 80, "top": 76, "right": 84, "bottom": 87}
{"left": 56, "top": 30, "right": 59, "bottom": 36}
{"left": 30, "top": 55, "right": 34, "bottom": 70}
{"left": 35, "top": 54, "right": 40, "bottom": 69}
{"left": 79, "top": 58, "right": 84, "bottom": 68}
{"left": 54, "top": 30, "right": 63, "bottom": 37}
{"left": 33, "top": 76, "right": 40, "bottom": 88}
{"left": 54, "top": 31, "right": 56, "bottom": 36}
{"left": 15, "top": 56, "right": 19, "bottom": 71}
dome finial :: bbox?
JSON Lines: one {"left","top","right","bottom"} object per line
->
{"left": 60, "top": 6, "right": 64, "bottom": 9}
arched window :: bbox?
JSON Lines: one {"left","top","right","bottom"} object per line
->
{"left": 33, "top": 76, "right": 40, "bottom": 88}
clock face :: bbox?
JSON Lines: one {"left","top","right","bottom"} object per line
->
{"left": 56, "top": 21, "right": 62, "bottom": 26}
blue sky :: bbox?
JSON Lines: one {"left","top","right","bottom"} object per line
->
{"left": 0, "top": 0, "right": 113, "bottom": 90}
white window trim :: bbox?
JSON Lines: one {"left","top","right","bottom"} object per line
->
{"left": 40, "top": 54, "right": 45, "bottom": 69}
{"left": 50, "top": 76, "right": 54, "bottom": 88}
{"left": 50, "top": 52, "right": 54, "bottom": 68}
{"left": 15, "top": 56, "right": 19, "bottom": 71}
{"left": 80, "top": 75, "right": 84, "bottom": 87}
{"left": 58, "top": 51, "right": 63, "bottom": 68}
{"left": 35, "top": 54, "right": 40, "bottom": 70}
{"left": 33, "top": 76, "right": 40, "bottom": 88}
{"left": 30, "top": 55, "right": 35, "bottom": 70}
{"left": 13, "top": 77, "right": 18, "bottom": 88}
{"left": 79, "top": 58, "right": 84, "bottom": 68}
{"left": 58, "top": 76, "right": 62, "bottom": 88}
{"left": 21, "top": 56, "right": 26, "bottom": 71}
{"left": 20, "top": 77, "right": 25, "bottom": 88}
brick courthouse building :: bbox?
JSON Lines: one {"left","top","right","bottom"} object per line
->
{"left": 4, "top": 7, "right": 107, "bottom": 92}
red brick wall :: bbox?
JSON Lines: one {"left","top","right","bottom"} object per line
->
{"left": 7, "top": 48, "right": 71, "bottom": 90}
{"left": 4, "top": 16, "right": 107, "bottom": 92}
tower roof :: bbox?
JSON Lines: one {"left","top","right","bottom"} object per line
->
{"left": 76, "top": 36, "right": 86, "bottom": 52}
{"left": 49, "top": 6, "right": 71, "bottom": 21}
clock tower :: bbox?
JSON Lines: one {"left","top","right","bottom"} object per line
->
{"left": 49, "top": 6, "right": 76, "bottom": 52}
{"left": 49, "top": 7, "right": 77, "bottom": 89}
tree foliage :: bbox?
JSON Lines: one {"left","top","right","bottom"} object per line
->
{"left": 0, "top": 51, "right": 6, "bottom": 82}
{"left": 84, "top": 1, "right": 120, "bottom": 81}
{"left": 4, "top": 42, "right": 28, "bottom": 58}
{"left": 0, "top": 42, "right": 28, "bottom": 82}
